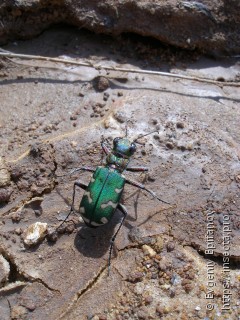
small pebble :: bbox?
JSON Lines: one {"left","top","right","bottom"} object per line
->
{"left": 144, "top": 295, "right": 153, "bottom": 305}
{"left": 142, "top": 244, "right": 156, "bottom": 257}
{"left": 113, "top": 111, "right": 127, "bottom": 124}
{"left": 0, "top": 188, "right": 12, "bottom": 203}
{"left": 176, "top": 122, "right": 185, "bottom": 129}
{"left": 166, "top": 142, "right": 174, "bottom": 149}
{"left": 11, "top": 306, "right": 28, "bottom": 319}
{"left": 10, "top": 166, "right": 23, "bottom": 181}
{"left": 154, "top": 236, "right": 164, "bottom": 253}
{"left": 47, "top": 229, "right": 58, "bottom": 242}
{"left": 166, "top": 241, "right": 175, "bottom": 252}
{"left": 15, "top": 228, "right": 22, "bottom": 235}
{"left": 127, "top": 271, "right": 144, "bottom": 283}
{"left": 182, "top": 279, "right": 194, "bottom": 293}
{"left": 137, "top": 306, "right": 149, "bottom": 319}
{"left": 151, "top": 118, "right": 158, "bottom": 125}
{"left": 169, "top": 288, "right": 176, "bottom": 297}
{"left": 96, "top": 76, "right": 109, "bottom": 91}
{"left": 0, "top": 157, "right": 11, "bottom": 187}
{"left": 186, "top": 143, "right": 193, "bottom": 151}
{"left": 34, "top": 209, "right": 42, "bottom": 217}
{"left": 70, "top": 141, "right": 78, "bottom": 148}
{"left": 25, "top": 301, "right": 36, "bottom": 311}
{"left": 147, "top": 173, "right": 155, "bottom": 182}
{"left": 65, "top": 223, "right": 75, "bottom": 234}
{"left": 23, "top": 222, "right": 48, "bottom": 247}
{"left": 158, "top": 261, "right": 167, "bottom": 272}
{"left": 0, "top": 254, "right": 10, "bottom": 285}
{"left": 156, "top": 305, "right": 164, "bottom": 316}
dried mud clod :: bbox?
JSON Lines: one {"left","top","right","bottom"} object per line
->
{"left": 0, "top": 254, "right": 10, "bottom": 286}
{"left": 0, "top": 157, "right": 12, "bottom": 204}
{"left": 0, "top": 157, "right": 11, "bottom": 187}
{"left": 94, "top": 76, "right": 110, "bottom": 92}
{"left": 8, "top": 143, "right": 57, "bottom": 202}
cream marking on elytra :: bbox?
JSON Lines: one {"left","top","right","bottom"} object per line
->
{"left": 82, "top": 216, "right": 103, "bottom": 226}
{"left": 84, "top": 191, "right": 92, "bottom": 204}
{"left": 101, "top": 217, "right": 108, "bottom": 224}
{"left": 79, "top": 207, "right": 85, "bottom": 214}
{"left": 115, "top": 187, "right": 122, "bottom": 194}
{"left": 91, "top": 177, "right": 95, "bottom": 183}
{"left": 82, "top": 216, "right": 90, "bottom": 224}
{"left": 100, "top": 201, "right": 117, "bottom": 209}
{"left": 91, "top": 221, "right": 104, "bottom": 226}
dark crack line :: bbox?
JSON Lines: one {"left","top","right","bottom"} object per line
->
{"left": 0, "top": 246, "right": 60, "bottom": 293}
{"left": 59, "top": 264, "right": 107, "bottom": 319}
{"left": 168, "top": 230, "right": 240, "bottom": 270}
{"left": 189, "top": 243, "right": 240, "bottom": 269}
{"left": 6, "top": 298, "right": 12, "bottom": 315}
{"left": 29, "top": 276, "right": 61, "bottom": 294}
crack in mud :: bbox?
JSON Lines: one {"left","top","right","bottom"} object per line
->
{"left": 0, "top": 246, "right": 23, "bottom": 284}
{"left": 3, "top": 144, "right": 58, "bottom": 217}
{"left": 189, "top": 242, "right": 240, "bottom": 268}
{"left": 0, "top": 282, "right": 28, "bottom": 296}
{"left": 22, "top": 272, "right": 61, "bottom": 294}
{"left": 2, "top": 196, "right": 43, "bottom": 218}
{"left": 59, "top": 264, "right": 107, "bottom": 319}
{"left": 0, "top": 246, "right": 60, "bottom": 293}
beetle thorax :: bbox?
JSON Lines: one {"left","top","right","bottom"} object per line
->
{"left": 106, "top": 153, "right": 129, "bottom": 172}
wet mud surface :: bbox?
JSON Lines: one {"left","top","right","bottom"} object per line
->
{"left": 0, "top": 26, "right": 240, "bottom": 319}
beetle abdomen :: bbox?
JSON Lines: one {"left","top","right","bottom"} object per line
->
{"left": 79, "top": 167, "right": 125, "bottom": 227}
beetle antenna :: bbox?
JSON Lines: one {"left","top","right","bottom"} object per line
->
{"left": 125, "top": 120, "right": 131, "bottom": 137}
{"left": 133, "top": 130, "right": 159, "bottom": 142}
{"left": 125, "top": 125, "right": 128, "bottom": 137}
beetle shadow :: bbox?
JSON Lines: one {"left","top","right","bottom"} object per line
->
{"left": 73, "top": 210, "right": 123, "bottom": 259}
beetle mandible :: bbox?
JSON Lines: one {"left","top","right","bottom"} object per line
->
{"left": 57, "top": 129, "right": 171, "bottom": 274}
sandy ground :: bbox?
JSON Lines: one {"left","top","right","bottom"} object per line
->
{"left": 0, "top": 26, "right": 240, "bottom": 320}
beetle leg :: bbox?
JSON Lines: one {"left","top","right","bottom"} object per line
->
{"left": 101, "top": 141, "right": 111, "bottom": 155}
{"left": 69, "top": 166, "right": 95, "bottom": 175}
{"left": 56, "top": 166, "right": 95, "bottom": 177}
{"left": 126, "top": 166, "right": 148, "bottom": 172}
{"left": 125, "top": 177, "right": 171, "bottom": 205}
{"left": 108, "top": 203, "right": 127, "bottom": 275}
{"left": 56, "top": 180, "right": 88, "bottom": 230}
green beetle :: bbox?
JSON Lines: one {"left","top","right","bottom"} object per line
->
{"left": 57, "top": 133, "right": 170, "bottom": 273}
{"left": 80, "top": 166, "right": 125, "bottom": 227}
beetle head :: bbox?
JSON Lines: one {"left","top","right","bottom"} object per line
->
{"left": 113, "top": 137, "right": 136, "bottom": 158}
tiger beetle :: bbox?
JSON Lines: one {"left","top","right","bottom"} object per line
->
{"left": 56, "top": 128, "right": 171, "bottom": 275}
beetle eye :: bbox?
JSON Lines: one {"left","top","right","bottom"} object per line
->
{"left": 130, "top": 143, "right": 136, "bottom": 153}
{"left": 113, "top": 137, "right": 121, "bottom": 145}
